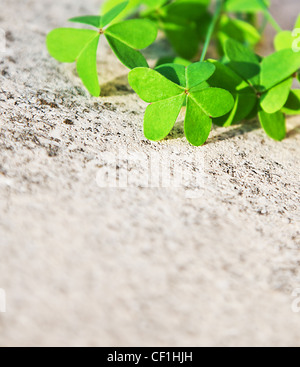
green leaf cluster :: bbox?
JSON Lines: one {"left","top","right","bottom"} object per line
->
{"left": 46, "top": 0, "right": 300, "bottom": 146}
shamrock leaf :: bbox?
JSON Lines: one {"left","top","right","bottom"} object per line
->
{"left": 274, "top": 14, "right": 300, "bottom": 51}
{"left": 224, "top": 39, "right": 300, "bottom": 140}
{"left": 128, "top": 63, "right": 234, "bottom": 146}
{"left": 46, "top": 1, "right": 157, "bottom": 96}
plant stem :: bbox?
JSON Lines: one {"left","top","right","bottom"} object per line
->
{"left": 258, "top": 0, "right": 282, "bottom": 32}
{"left": 200, "top": 0, "right": 223, "bottom": 62}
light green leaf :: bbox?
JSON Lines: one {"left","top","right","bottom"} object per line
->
{"left": 100, "top": 1, "right": 130, "bottom": 27}
{"left": 155, "top": 64, "right": 186, "bottom": 87}
{"left": 69, "top": 16, "right": 102, "bottom": 28}
{"left": 46, "top": 29, "right": 99, "bottom": 63}
{"left": 184, "top": 97, "right": 212, "bottom": 146}
{"left": 225, "top": 39, "right": 261, "bottom": 87}
{"left": 274, "top": 31, "right": 294, "bottom": 51}
{"left": 128, "top": 67, "right": 184, "bottom": 102}
{"left": 258, "top": 110, "right": 286, "bottom": 141}
{"left": 282, "top": 90, "right": 300, "bottom": 115}
{"left": 191, "top": 88, "right": 235, "bottom": 118}
{"left": 186, "top": 62, "right": 216, "bottom": 90}
{"left": 296, "top": 14, "right": 300, "bottom": 29}
{"left": 274, "top": 15, "right": 300, "bottom": 51}
{"left": 144, "top": 94, "right": 185, "bottom": 141}
{"left": 105, "top": 34, "right": 149, "bottom": 69}
{"left": 106, "top": 19, "right": 158, "bottom": 49}
{"left": 224, "top": 0, "right": 269, "bottom": 13}
{"left": 77, "top": 35, "right": 101, "bottom": 96}
{"left": 261, "top": 49, "right": 300, "bottom": 91}
{"left": 260, "top": 78, "right": 293, "bottom": 114}
{"left": 207, "top": 59, "right": 250, "bottom": 93}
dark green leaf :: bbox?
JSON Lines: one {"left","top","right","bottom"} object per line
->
{"left": 165, "top": 0, "right": 210, "bottom": 21}
{"left": 155, "top": 64, "right": 186, "bottom": 87}
{"left": 282, "top": 90, "right": 300, "bottom": 115}
{"left": 224, "top": 39, "right": 261, "bottom": 88}
{"left": 156, "top": 57, "right": 191, "bottom": 68}
{"left": 69, "top": 16, "right": 102, "bottom": 28}
{"left": 105, "top": 34, "right": 149, "bottom": 69}
{"left": 162, "top": 17, "right": 199, "bottom": 60}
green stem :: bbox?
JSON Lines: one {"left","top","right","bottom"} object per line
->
{"left": 258, "top": 0, "right": 282, "bottom": 32}
{"left": 200, "top": 0, "right": 223, "bottom": 62}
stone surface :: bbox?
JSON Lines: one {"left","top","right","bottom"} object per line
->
{"left": 0, "top": 0, "right": 299, "bottom": 347}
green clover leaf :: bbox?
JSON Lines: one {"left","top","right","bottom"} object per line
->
{"left": 46, "top": 1, "right": 157, "bottom": 96}
{"left": 274, "top": 15, "right": 300, "bottom": 51}
{"left": 128, "top": 63, "right": 234, "bottom": 146}
{"left": 224, "top": 38, "right": 300, "bottom": 141}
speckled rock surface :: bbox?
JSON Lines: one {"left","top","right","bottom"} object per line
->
{"left": 0, "top": 0, "right": 299, "bottom": 347}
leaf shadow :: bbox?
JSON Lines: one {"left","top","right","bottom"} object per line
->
{"left": 165, "top": 121, "right": 185, "bottom": 140}
{"left": 166, "top": 120, "right": 261, "bottom": 143}
{"left": 286, "top": 123, "right": 300, "bottom": 139}
{"left": 101, "top": 75, "right": 135, "bottom": 97}
{"left": 207, "top": 120, "right": 260, "bottom": 144}
{"left": 142, "top": 37, "right": 175, "bottom": 62}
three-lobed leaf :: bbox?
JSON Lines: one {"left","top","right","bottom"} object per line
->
{"left": 47, "top": 1, "right": 158, "bottom": 96}
{"left": 128, "top": 65, "right": 234, "bottom": 146}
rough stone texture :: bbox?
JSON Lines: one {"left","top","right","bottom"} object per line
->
{"left": 0, "top": 0, "right": 299, "bottom": 347}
